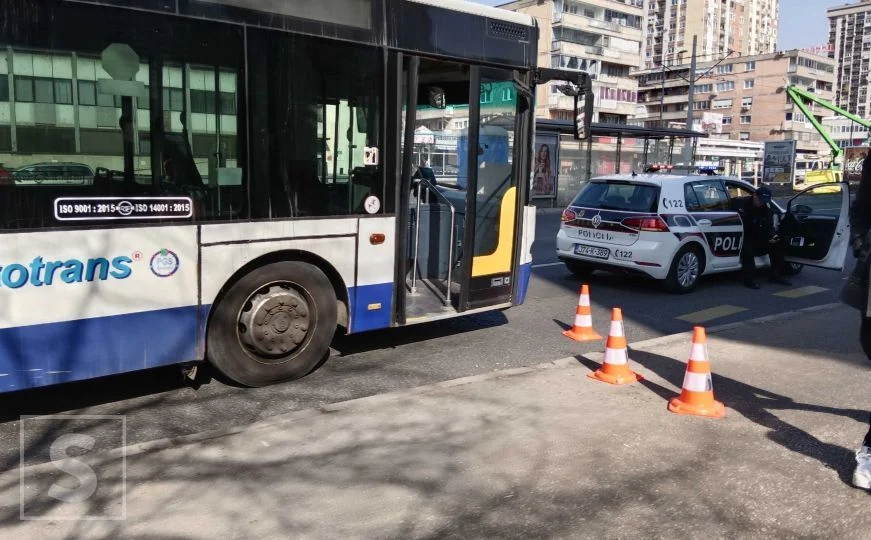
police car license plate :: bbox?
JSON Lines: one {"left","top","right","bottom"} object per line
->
{"left": 575, "top": 244, "right": 610, "bottom": 259}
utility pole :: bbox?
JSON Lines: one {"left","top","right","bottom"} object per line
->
{"left": 683, "top": 34, "right": 698, "bottom": 164}
{"left": 659, "top": 63, "right": 665, "bottom": 127}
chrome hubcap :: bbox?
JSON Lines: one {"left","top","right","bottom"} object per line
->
{"left": 677, "top": 252, "right": 699, "bottom": 288}
{"left": 238, "top": 284, "right": 310, "bottom": 360}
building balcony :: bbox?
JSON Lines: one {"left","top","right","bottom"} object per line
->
{"left": 547, "top": 94, "right": 575, "bottom": 111}
{"left": 554, "top": 12, "right": 642, "bottom": 40}
{"left": 552, "top": 40, "right": 640, "bottom": 68}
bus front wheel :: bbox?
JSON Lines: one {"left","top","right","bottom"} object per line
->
{"left": 207, "top": 261, "right": 338, "bottom": 387}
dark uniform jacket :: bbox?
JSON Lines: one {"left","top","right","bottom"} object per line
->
{"left": 843, "top": 150, "right": 871, "bottom": 315}
{"left": 737, "top": 197, "right": 776, "bottom": 246}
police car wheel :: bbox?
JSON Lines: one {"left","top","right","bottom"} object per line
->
{"left": 782, "top": 262, "right": 804, "bottom": 276}
{"left": 664, "top": 245, "right": 704, "bottom": 294}
{"left": 565, "top": 261, "right": 594, "bottom": 278}
{"left": 207, "top": 261, "right": 337, "bottom": 387}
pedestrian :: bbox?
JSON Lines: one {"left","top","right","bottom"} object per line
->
{"left": 737, "top": 186, "right": 792, "bottom": 289}
{"left": 840, "top": 145, "right": 871, "bottom": 490}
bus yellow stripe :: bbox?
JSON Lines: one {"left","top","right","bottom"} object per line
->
{"left": 472, "top": 186, "right": 517, "bottom": 277}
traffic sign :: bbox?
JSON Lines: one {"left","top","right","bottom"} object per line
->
{"left": 101, "top": 43, "right": 139, "bottom": 81}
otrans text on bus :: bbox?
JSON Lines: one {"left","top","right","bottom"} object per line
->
{"left": 0, "top": 256, "right": 133, "bottom": 289}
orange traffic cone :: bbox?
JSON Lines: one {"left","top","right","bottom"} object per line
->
{"left": 563, "top": 284, "right": 602, "bottom": 342}
{"left": 668, "top": 327, "right": 725, "bottom": 418}
{"left": 588, "top": 308, "right": 641, "bottom": 385}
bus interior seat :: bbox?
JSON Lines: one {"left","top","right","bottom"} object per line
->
{"left": 286, "top": 159, "right": 324, "bottom": 217}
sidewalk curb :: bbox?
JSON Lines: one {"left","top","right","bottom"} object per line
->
{"left": 9, "top": 358, "right": 581, "bottom": 478}
{"left": 627, "top": 302, "right": 843, "bottom": 350}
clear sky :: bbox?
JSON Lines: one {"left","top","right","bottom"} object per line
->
{"left": 471, "top": 0, "right": 844, "bottom": 51}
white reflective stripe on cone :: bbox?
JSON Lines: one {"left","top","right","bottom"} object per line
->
{"left": 690, "top": 343, "right": 707, "bottom": 362}
{"left": 579, "top": 295, "right": 591, "bottom": 307}
{"left": 574, "top": 314, "right": 593, "bottom": 327}
{"left": 682, "top": 371, "right": 713, "bottom": 392}
{"left": 604, "top": 347, "right": 628, "bottom": 365}
{"left": 609, "top": 320, "right": 624, "bottom": 337}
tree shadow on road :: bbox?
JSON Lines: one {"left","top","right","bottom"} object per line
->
{"left": 604, "top": 348, "right": 870, "bottom": 489}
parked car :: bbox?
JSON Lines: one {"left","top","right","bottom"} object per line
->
{"left": 12, "top": 162, "right": 94, "bottom": 185}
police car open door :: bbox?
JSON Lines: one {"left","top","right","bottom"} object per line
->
{"left": 781, "top": 182, "right": 851, "bottom": 270}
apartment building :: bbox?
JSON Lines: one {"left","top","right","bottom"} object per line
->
{"left": 822, "top": 115, "right": 871, "bottom": 149}
{"left": 828, "top": 0, "right": 871, "bottom": 117}
{"left": 500, "top": 0, "right": 643, "bottom": 124}
{"left": 634, "top": 50, "right": 836, "bottom": 156}
{"left": 642, "top": 0, "right": 778, "bottom": 70}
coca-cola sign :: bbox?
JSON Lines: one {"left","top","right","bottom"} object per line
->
{"left": 844, "top": 146, "right": 868, "bottom": 184}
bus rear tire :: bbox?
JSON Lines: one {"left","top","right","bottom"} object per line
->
{"left": 207, "top": 261, "right": 338, "bottom": 387}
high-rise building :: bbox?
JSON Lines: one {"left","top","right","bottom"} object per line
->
{"left": 827, "top": 0, "right": 871, "bottom": 118}
{"left": 499, "top": 0, "right": 643, "bottom": 124}
{"left": 642, "top": 0, "right": 778, "bottom": 70}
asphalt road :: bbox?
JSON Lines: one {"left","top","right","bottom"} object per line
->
{"left": 2, "top": 208, "right": 852, "bottom": 469}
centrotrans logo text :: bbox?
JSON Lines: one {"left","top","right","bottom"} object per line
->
{"left": 0, "top": 256, "right": 133, "bottom": 289}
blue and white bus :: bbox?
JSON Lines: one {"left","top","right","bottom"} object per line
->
{"left": 0, "top": 0, "right": 591, "bottom": 391}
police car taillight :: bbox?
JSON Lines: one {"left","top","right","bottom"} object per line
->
{"left": 561, "top": 209, "right": 577, "bottom": 223}
{"left": 622, "top": 216, "right": 670, "bottom": 232}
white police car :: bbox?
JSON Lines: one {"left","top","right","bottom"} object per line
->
{"left": 556, "top": 172, "right": 851, "bottom": 293}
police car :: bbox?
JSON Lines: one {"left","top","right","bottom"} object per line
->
{"left": 556, "top": 172, "right": 851, "bottom": 293}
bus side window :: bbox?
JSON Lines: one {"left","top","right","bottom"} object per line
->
{"left": 247, "top": 30, "right": 385, "bottom": 219}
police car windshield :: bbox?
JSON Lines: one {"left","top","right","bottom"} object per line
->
{"left": 571, "top": 181, "right": 658, "bottom": 213}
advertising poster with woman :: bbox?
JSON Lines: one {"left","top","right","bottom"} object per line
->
{"left": 532, "top": 133, "right": 558, "bottom": 198}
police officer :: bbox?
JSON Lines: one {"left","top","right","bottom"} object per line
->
{"left": 842, "top": 145, "right": 871, "bottom": 490}
{"left": 737, "top": 186, "right": 792, "bottom": 289}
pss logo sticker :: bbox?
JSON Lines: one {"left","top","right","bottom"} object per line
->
{"left": 150, "top": 249, "right": 180, "bottom": 278}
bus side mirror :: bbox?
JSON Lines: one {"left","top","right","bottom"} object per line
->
{"left": 574, "top": 90, "right": 593, "bottom": 141}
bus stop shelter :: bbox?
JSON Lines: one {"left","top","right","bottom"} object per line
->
{"left": 532, "top": 120, "right": 706, "bottom": 207}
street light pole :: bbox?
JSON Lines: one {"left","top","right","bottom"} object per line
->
{"left": 683, "top": 34, "right": 698, "bottom": 164}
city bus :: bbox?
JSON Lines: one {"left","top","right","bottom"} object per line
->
{"left": 0, "top": 0, "right": 590, "bottom": 392}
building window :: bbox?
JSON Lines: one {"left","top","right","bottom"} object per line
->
{"left": 745, "top": 61, "right": 755, "bottom": 71}
{"left": 744, "top": 79, "right": 755, "bottom": 89}
{"left": 0, "top": 75, "right": 8, "bottom": 102}
{"left": 713, "top": 98, "right": 733, "bottom": 109}
{"left": 739, "top": 132, "right": 750, "bottom": 140}
{"left": 716, "top": 64, "right": 734, "bottom": 74}
{"left": 715, "top": 81, "right": 735, "bottom": 92}
{"left": 14, "top": 77, "right": 34, "bottom": 102}
{"left": 742, "top": 97, "right": 753, "bottom": 107}
{"left": 54, "top": 80, "right": 73, "bottom": 105}
{"left": 722, "top": 116, "right": 732, "bottom": 125}
{"left": 697, "top": 84, "right": 712, "bottom": 93}
{"left": 740, "top": 115, "right": 752, "bottom": 124}
{"left": 77, "top": 80, "right": 97, "bottom": 106}
{"left": 34, "top": 78, "right": 54, "bottom": 104}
